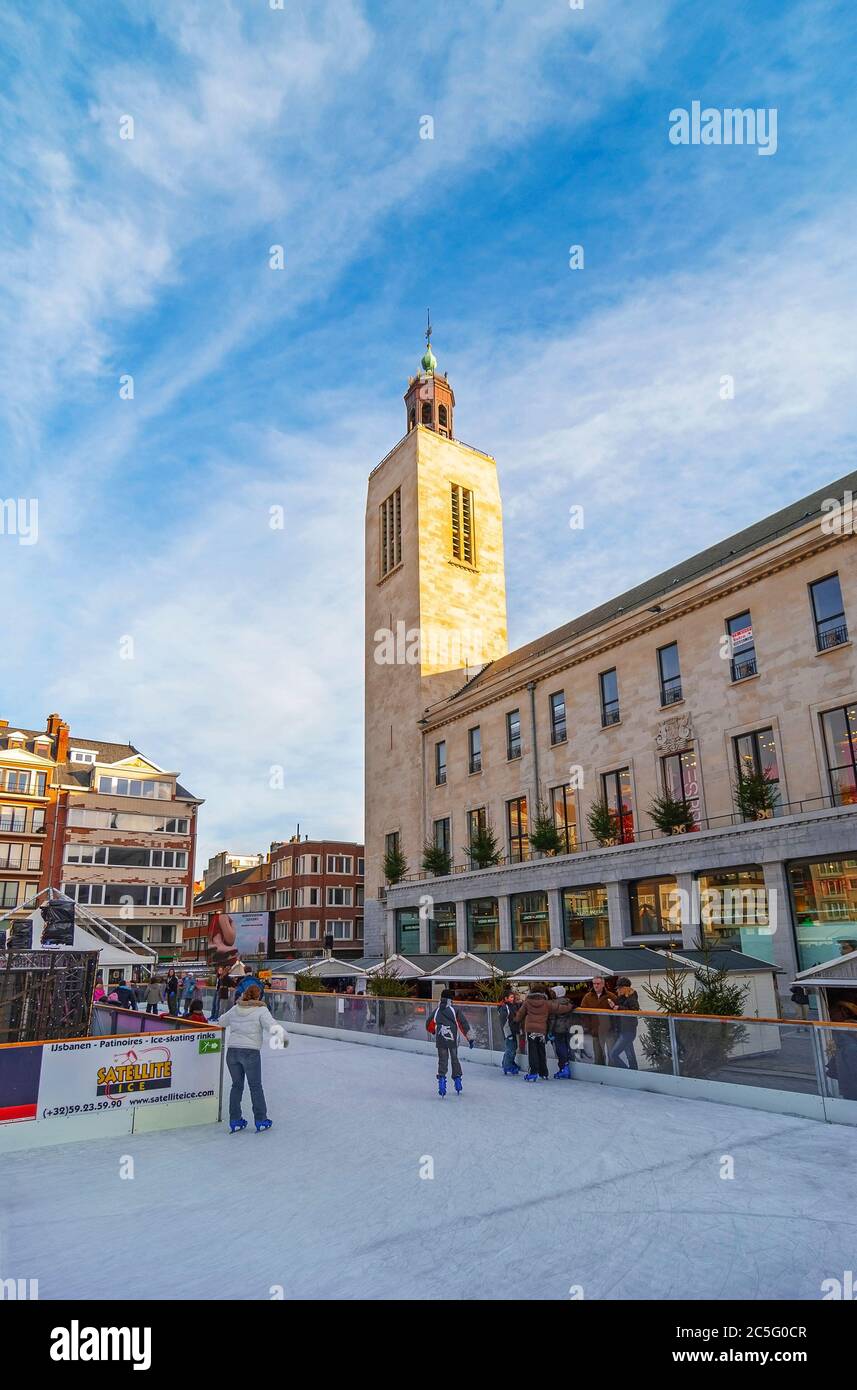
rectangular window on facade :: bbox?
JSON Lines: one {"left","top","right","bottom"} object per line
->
{"left": 385, "top": 831, "right": 400, "bottom": 859}
{"left": 0, "top": 807, "right": 25, "bottom": 833}
{"left": 468, "top": 726, "right": 481, "bottom": 773}
{"left": 727, "top": 610, "right": 757, "bottom": 681}
{"left": 433, "top": 817, "right": 451, "bottom": 857}
{"left": 549, "top": 691, "right": 567, "bottom": 744}
{"left": 601, "top": 768, "right": 635, "bottom": 843}
{"left": 276, "top": 889, "right": 291, "bottom": 909}
{"left": 326, "top": 855, "right": 353, "bottom": 874}
{"left": 562, "top": 885, "right": 609, "bottom": 949}
{"left": 657, "top": 642, "right": 682, "bottom": 706}
{"left": 357, "top": 857, "right": 364, "bottom": 876}
{"left": 630, "top": 877, "right": 680, "bottom": 935}
{"left": 31, "top": 808, "right": 46, "bottom": 833}
{"left": 551, "top": 783, "right": 578, "bottom": 853}
{"left": 356, "top": 884, "right": 364, "bottom": 906}
{"left": 506, "top": 709, "right": 521, "bottom": 760}
{"left": 507, "top": 795, "right": 529, "bottom": 863}
{"left": 0, "top": 843, "right": 23, "bottom": 869}
{"left": 821, "top": 705, "right": 857, "bottom": 805}
{"left": 329, "top": 920, "right": 353, "bottom": 940}
{"left": 466, "top": 897, "right": 499, "bottom": 952}
{"left": 326, "top": 886, "right": 353, "bottom": 906}
{"left": 734, "top": 727, "right": 782, "bottom": 813}
{"left": 810, "top": 574, "right": 848, "bottom": 651}
{"left": 450, "top": 483, "right": 475, "bottom": 564}
{"left": 600, "top": 669, "right": 620, "bottom": 725}
{"left": 380, "top": 487, "right": 402, "bottom": 577}
{"left": 435, "top": 741, "right": 447, "bottom": 786}
{"left": 275, "top": 921, "right": 289, "bottom": 942}
{"left": 511, "top": 891, "right": 550, "bottom": 952}
{"left": 788, "top": 856, "right": 857, "bottom": 971}
{"left": 466, "top": 806, "right": 486, "bottom": 867}
{"left": 0, "top": 883, "right": 20, "bottom": 908}
{"left": 27, "top": 845, "right": 42, "bottom": 871}
{"left": 661, "top": 750, "right": 701, "bottom": 826}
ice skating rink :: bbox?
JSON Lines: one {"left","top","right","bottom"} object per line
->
{"left": 4, "top": 1032, "right": 856, "bottom": 1301}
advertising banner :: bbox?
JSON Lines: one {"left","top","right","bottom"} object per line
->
{"left": 33, "top": 1030, "right": 222, "bottom": 1124}
{"left": 207, "top": 911, "right": 270, "bottom": 967}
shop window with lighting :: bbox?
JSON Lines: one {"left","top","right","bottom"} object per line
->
{"left": 821, "top": 705, "right": 857, "bottom": 805}
{"left": 657, "top": 642, "right": 682, "bottom": 706}
{"left": 428, "top": 901, "right": 456, "bottom": 953}
{"left": 600, "top": 668, "right": 620, "bottom": 726}
{"left": 697, "top": 866, "right": 771, "bottom": 961}
{"left": 562, "top": 885, "right": 609, "bottom": 949}
{"left": 788, "top": 856, "right": 857, "bottom": 971}
{"left": 661, "top": 749, "right": 701, "bottom": 827}
{"left": 601, "top": 768, "right": 635, "bottom": 843}
{"left": 726, "top": 610, "right": 757, "bottom": 681}
{"left": 549, "top": 690, "right": 567, "bottom": 744}
{"left": 466, "top": 896, "right": 500, "bottom": 952}
{"left": 733, "top": 727, "right": 782, "bottom": 813}
{"left": 511, "top": 891, "right": 550, "bottom": 952}
{"left": 629, "top": 876, "right": 680, "bottom": 935}
{"left": 396, "top": 907, "right": 420, "bottom": 955}
{"left": 507, "top": 795, "right": 529, "bottom": 863}
{"left": 810, "top": 574, "right": 848, "bottom": 651}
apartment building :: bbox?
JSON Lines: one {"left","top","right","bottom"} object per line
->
{"left": 363, "top": 338, "right": 857, "bottom": 1004}
{"left": 0, "top": 721, "right": 55, "bottom": 916}
{"left": 269, "top": 838, "right": 365, "bottom": 959}
{"left": 202, "top": 850, "right": 263, "bottom": 888}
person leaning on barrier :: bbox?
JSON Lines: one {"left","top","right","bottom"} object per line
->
{"left": 578, "top": 975, "right": 618, "bottom": 1066}
{"left": 829, "top": 998, "right": 857, "bottom": 1101}
{"left": 549, "top": 987, "right": 578, "bottom": 1079}
{"left": 608, "top": 977, "right": 640, "bottom": 1070}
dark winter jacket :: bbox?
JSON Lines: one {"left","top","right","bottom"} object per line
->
{"left": 615, "top": 990, "right": 640, "bottom": 1038}
{"left": 165, "top": 975, "right": 179, "bottom": 999}
{"left": 498, "top": 1001, "right": 519, "bottom": 1039}
{"left": 114, "top": 984, "right": 137, "bottom": 1010}
{"left": 515, "top": 990, "right": 572, "bottom": 1038}
{"left": 427, "top": 1000, "right": 474, "bottom": 1047}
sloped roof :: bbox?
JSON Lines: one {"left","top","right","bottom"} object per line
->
{"left": 659, "top": 948, "right": 779, "bottom": 974}
{"left": 447, "top": 468, "right": 857, "bottom": 701}
{"left": 194, "top": 867, "right": 259, "bottom": 908}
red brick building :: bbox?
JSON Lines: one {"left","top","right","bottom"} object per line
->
{"left": 269, "top": 838, "right": 364, "bottom": 959}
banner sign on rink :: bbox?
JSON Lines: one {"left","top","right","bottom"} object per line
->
{"left": 34, "top": 1030, "right": 222, "bottom": 1123}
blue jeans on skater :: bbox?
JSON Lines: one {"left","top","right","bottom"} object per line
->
{"left": 609, "top": 1035, "right": 638, "bottom": 1069}
{"left": 502, "top": 1033, "right": 518, "bottom": 1070}
{"left": 554, "top": 1034, "right": 571, "bottom": 1070}
{"left": 226, "top": 1047, "right": 269, "bottom": 1124}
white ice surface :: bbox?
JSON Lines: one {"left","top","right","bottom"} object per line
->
{"left": 3, "top": 1033, "right": 856, "bottom": 1301}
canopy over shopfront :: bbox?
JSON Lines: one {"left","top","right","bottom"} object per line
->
{"left": 793, "top": 948, "right": 857, "bottom": 1018}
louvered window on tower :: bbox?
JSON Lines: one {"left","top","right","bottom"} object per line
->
{"left": 450, "top": 483, "right": 475, "bottom": 564}
{"left": 380, "top": 487, "right": 402, "bottom": 576}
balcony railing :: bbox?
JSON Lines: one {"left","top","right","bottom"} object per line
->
{"left": 817, "top": 622, "right": 849, "bottom": 651}
{"left": 392, "top": 793, "right": 857, "bottom": 882}
{"left": 469, "top": 754, "right": 482, "bottom": 773}
{"left": 731, "top": 654, "right": 758, "bottom": 682}
{"left": 660, "top": 679, "right": 683, "bottom": 706}
{"left": 601, "top": 704, "right": 621, "bottom": 726}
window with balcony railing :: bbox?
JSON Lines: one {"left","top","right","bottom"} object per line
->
{"left": 810, "top": 573, "right": 848, "bottom": 652}
{"left": 727, "top": 611, "right": 758, "bottom": 682}
{"left": 549, "top": 691, "right": 567, "bottom": 744}
{"left": 599, "top": 668, "right": 620, "bottom": 726}
{"left": 506, "top": 709, "right": 522, "bottom": 760}
{"left": 657, "top": 642, "right": 682, "bottom": 706}
{"left": 468, "top": 725, "right": 482, "bottom": 774}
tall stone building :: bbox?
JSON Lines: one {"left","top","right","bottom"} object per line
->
{"left": 364, "top": 330, "right": 509, "bottom": 950}
{"left": 363, "top": 335, "right": 857, "bottom": 1004}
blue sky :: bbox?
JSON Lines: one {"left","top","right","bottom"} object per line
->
{"left": 1, "top": 0, "right": 856, "bottom": 868}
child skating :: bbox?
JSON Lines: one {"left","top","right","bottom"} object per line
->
{"left": 426, "top": 989, "right": 474, "bottom": 1096}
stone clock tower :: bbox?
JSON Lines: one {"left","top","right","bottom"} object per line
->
{"left": 363, "top": 326, "right": 508, "bottom": 956}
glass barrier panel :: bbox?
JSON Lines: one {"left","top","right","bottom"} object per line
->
{"left": 296, "top": 992, "right": 338, "bottom": 1029}
{"left": 374, "top": 996, "right": 431, "bottom": 1041}
{"left": 817, "top": 1023, "right": 857, "bottom": 1104}
{"left": 570, "top": 1008, "right": 673, "bottom": 1074}
{"left": 672, "top": 1017, "right": 821, "bottom": 1093}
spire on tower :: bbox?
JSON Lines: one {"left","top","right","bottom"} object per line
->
{"left": 421, "top": 308, "right": 437, "bottom": 374}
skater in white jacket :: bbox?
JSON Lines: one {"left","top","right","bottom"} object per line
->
{"left": 216, "top": 985, "right": 287, "bottom": 1132}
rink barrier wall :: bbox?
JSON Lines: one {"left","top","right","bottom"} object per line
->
{"left": 222, "top": 988, "right": 857, "bottom": 1128}
{"left": 0, "top": 1025, "right": 224, "bottom": 1152}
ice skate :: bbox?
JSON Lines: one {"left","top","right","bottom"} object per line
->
{"left": 255, "top": 1118, "right": 273, "bottom": 1132}
{"left": 229, "top": 1118, "right": 248, "bottom": 1133}
{"left": 454, "top": 1076, "right": 463, "bottom": 1094}
{"left": 437, "top": 1075, "right": 447, "bottom": 1097}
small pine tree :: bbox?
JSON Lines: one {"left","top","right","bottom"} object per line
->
{"left": 422, "top": 841, "right": 452, "bottom": 877}
{"left": 641, "top": 941, "right": 749, "bottom": 1076}
{"left": 648, "top": 791, "right": 696, "bottom": 835}
{"left": 383, "top": 844, "right": 408, "bottom": 884}
{"left": 366, "top": 963, "right": 411, "bottom": 998}
{"left": 586, "top": 795, "right": 619, "bottom": 846}
{"left": 295, "top": 971, "right": 325, "bottom": 993}
{"left": 466, "top": 821, "right": 502, "bottom": 868}
{"left": 529, "top": 803, "right": 562, "bottom": 856}
{"left": 475, "top": 967, "right": 512, "bottom": 1002}
{"left": 734, "top": 767, "right": 779, "bottom": 820}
